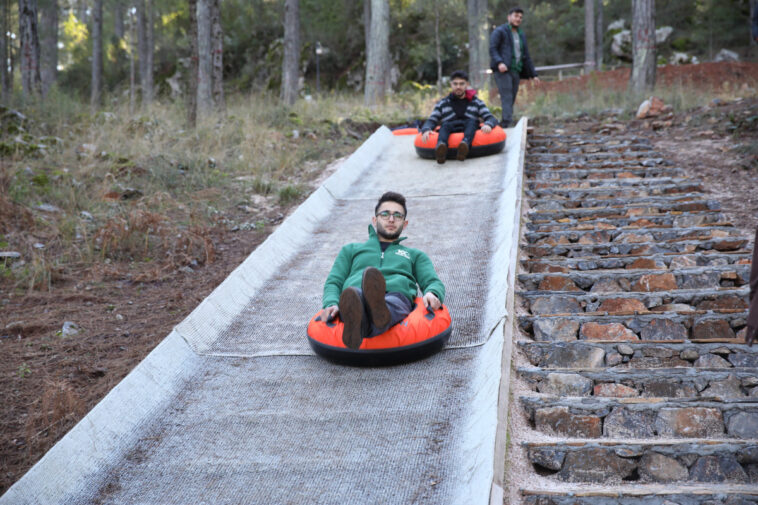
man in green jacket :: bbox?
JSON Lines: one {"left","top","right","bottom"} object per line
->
{"left": 321, "top": 192, "right": 446, "bottom": 350}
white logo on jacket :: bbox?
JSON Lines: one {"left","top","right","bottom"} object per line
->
{"left": 395, "top": 249, "right": 411, "bottom": 259}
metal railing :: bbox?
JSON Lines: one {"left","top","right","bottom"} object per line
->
{"left": 534, "top": 63, "right": 586, "bottom": 80}
{"left": 483, "top": 62, "right": 587, "bottom": 81}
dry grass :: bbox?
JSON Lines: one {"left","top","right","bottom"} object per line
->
{"left": 1, "top": 91, "right": 417, "bottom": 292}
{"left": 24, "top": 381, "right": 87, "bottom": 459}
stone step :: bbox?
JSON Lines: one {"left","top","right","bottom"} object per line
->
{"left": 529, "top": 141, "right": 654, "bottom": 152}
{"left": 516, "top": 129, "right": 758, "bottom": 503}
{"left": 527, "top": 212, "right": 727, "bottom": 231}
{"left": 527, "top": 199, "right": 723, "bottom": 220}
{"left": 519, "top": 287, "right": 749, "bottom": 316}
{"left": 525, "top": 182, "right": 703, "bottom": 197}
{"left": 517, "top": 340, "right": 758, "bottom": 371}
{"left": 518, "top": 312, "right": 747, "bottom": 343}
{"left": 521, "top": 485, "right": 758, "bottom": 505}
{"left": 524, "top": 440, "right": 757, "bottom": 484}
{"left": 522, "top": 238, "right": 750, "bottom": 258}
{"left": 519, "top": 396, "right": 758, "bottom": 440}
{"left": 531, "top": 193, "right": 710, "bottom": 211}
{"left": 528, "top": 151, "right": 665, "bottom": 162}
{"left": 518, "top": 367, "right": 758, "bottom": 399}
{"left": 518, "top": 264, "right": 751, "bottom": 292}
{"left": 524, "top": 224, "right": 740, "bottom": 245}
{"left": 529, "top": 133, "right": 651, "bottom": 143}
{"left": 527, "top": 175, "right": 690, "bottom": 189}
{"left": 522, "top": 251, "right": 749, "bottom": 271}
{"left": 527, "top": 165, "right": 684, "bottom": 179}
{"left": 528, "top": 146, "right": 657, "bottom": 155}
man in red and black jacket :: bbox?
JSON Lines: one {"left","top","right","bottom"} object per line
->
{"left": 489, "top": 6, "right": 540, "bottom": 128}
{"left": 420, "top": 70, "right": 498, "bottom": 164}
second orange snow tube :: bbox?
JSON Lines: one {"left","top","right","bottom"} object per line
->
{"left": 413, "top": 125, "right": 506, "bottom": 160}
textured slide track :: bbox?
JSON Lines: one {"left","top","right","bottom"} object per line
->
{"left": 1, "top": 121, "right": 528, "bottom": 505}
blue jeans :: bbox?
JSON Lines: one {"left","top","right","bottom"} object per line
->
{"left": 493, "top": 70, "right": 521, "bottom": 126}
{"left": 353, "top": 289, "right": 413, "bottom": 338}
{"left": 437, "top": 118, "right": 479, "bottom": 147}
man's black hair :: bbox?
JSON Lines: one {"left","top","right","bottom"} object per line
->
{"left": 375, "top": 191, "right": 407, "bottom": 217}
{"left": 508, "top": 6, "right": 524, "bottom": 15}
{"left": 450, "top": 70, "right": 469, "bottom": 82}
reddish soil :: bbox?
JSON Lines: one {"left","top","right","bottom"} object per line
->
{"left": 2, "top": 62, "right": 757, "bottom": 495}
{"left": 0, "top": 216, "right": 275, "bottom": 493}
{"left": 522, "top": 61, "right": 758, "bottom": 95}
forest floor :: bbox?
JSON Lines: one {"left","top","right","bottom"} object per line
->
{"left": 1, "top": 62, "right": 757, "bottom": 495}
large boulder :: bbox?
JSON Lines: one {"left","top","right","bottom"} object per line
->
{"left": 715, "top": 49, "right": 739, "bottom": 63}
{"left": 612, "top": 26, "right": 673, "bottom": 61}
{"left": 670, "top": 51, "right": 699, "bottom": 65}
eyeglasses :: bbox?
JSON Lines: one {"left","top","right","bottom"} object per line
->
{"left": 376, "top": 211, "right": 405, "bottom": 220}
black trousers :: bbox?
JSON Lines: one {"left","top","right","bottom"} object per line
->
{"left": 437, "top": 118, "right": 479, "bottom": 147}
{"left": 493, "top": 69, "right": 521, "bottom": 126}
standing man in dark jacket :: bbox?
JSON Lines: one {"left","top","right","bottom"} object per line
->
{"left": 321, "top": 191, "right": 445, "bottom": 349}
{"left": 489, "top": 6, "right": 540, "bottom": 128}
{"left": 420, "top": 70, "right": 498, "bottom": 164}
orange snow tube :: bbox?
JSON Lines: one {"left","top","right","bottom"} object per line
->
{"left": 414, "top": 125, "right": 506, "bottom": 160}
{"left": 307, "top": 297, "right": 452, "bottom": 366}
{"left": 391, "top": 127, "right": 422, "bottom": 136}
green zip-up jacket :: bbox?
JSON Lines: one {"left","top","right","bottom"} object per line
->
{"left": 322, "top": 225, "right": 446, "bottom": 308}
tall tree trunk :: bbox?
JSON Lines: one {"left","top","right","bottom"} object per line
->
{"left": 364, "top": 0, "right": 389, "bottom": 106}
{"left": 595, "top": 0, "right": 603, "bottom": 68}
{"left": 467, "top": 0, "right": 488, "bottom": 90}
{"left": 142, "top": 0, "right": 154, "bottom": 104}
{"left": 7, "top": 0, "right": 14, "bottom": 93}
{"left": 210, "top": 0, "right": 223, "bottom": 110}
{"left": 1, "top": 0, "right": 9, "bottom": 99}
{"left": 196, "top": 0, "right": 212, "bottom": 115}
{"left": 280, "top": 0, "right": 299, "bottom": 105}
{"left": 19, "top": 0, "right": 42, "bottom": 98}
{"left": 114, "top": 0, "right": 125, "bottom": 40}
{"left": 38, "top": 0, "right": 57, "bottom": 96}
{"left": 187, "top": 0, "right": 198, "bottom": 126}
{"left": 90, "top": 0, "right": 102, "bottom": 107}
{"left": 75, "top": 0, "right": 85, "bottom": 23}
{"left": 629, "top": 0, "right": 656, "bottom": 93}
{"left": 136, "top": 0, "right": 147, "bottom": 103}
{"left": 129, "top": 6, "right": 136, "bottom": 113}
{"left": 584, "top": 0, "right": 595, "bottom": 73}
{"left": 363, "top": 0, "right": 370, "bottom": 59}
{"left": 434, "top": 0, "right": 441, "bottom": 94}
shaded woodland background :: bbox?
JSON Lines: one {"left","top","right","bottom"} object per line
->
{"left": 2, "top": 0, "right": 757, "bottom": 107}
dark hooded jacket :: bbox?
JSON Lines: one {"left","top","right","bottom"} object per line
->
{"left": 489, "top": 23, "right": 538, "bottom": 79}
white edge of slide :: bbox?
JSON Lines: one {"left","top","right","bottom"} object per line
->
{"left": 450, "top": 118, "right": 527, "bottom": 505}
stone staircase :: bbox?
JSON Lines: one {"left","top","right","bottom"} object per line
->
{"left": 511, "top": 128, "right": 758, "bottom": 505}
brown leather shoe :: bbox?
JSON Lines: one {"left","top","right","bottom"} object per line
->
{"left": 435, "top": 143, "right": 448, "bottom": 164}
{"left": 339, "top": 287, "right": 366, "bottom": 350}
{"left": 362, "top": 267, "right": 390, "bottom": 329}
{"left": 456, "top": 141, "right": 469, "bottom": 161}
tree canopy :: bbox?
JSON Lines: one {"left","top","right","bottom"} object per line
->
{"left": 1, "top": 0, "right": 754, "bottom": 102}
